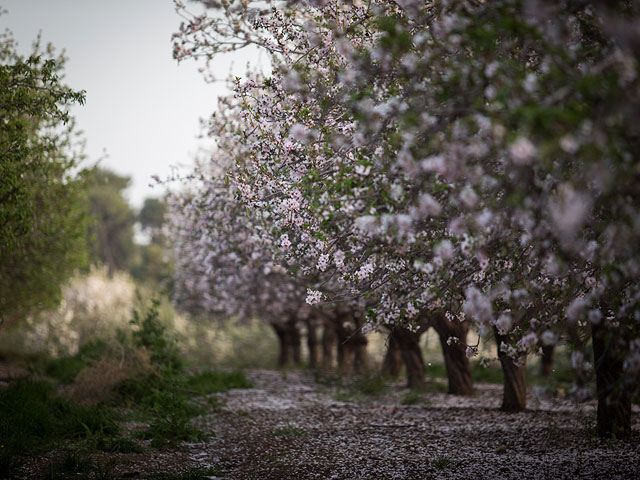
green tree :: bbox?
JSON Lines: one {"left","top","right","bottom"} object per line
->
{"left": 133, "top": 197, "right": 173, "bottom": 290}
{"left": 0, "top": 27, "right": 88, "bottom": 327}
{"left": 87, "top": 168, "right": 137, "bottom": 277}
{"left": 139, "top": 197, "right": 166, "bottom": 243}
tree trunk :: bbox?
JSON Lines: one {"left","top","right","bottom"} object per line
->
{"left": 391, "top": 326, "right": 425, "bottom": 389}
{"left": 321, "top": 321, "right": 336, "bottom": 369}
{"left": 306, "top": 320, "right": 320, "bottom": 370}
{"left": 272, "top": 323, "right": 290, "bottom": 368}
{"left": 336, "top": 326, "right": 354, "bottom": 375}
{"left": 432, "top": 314, "right": 474, "bottom": 395}
{"left": 352, "top": 316, "right": 369, "bottom": 373}
{"left": 381, "top": 333, "right": 402, "bottom": 378}
{"left": 540, "top": 345, "right": 554, "bottom": 377}
{"left": 495, "top": 329, "right": 527, "bottom": 412}
{"left": 288, "top": 320, "right": 302, "bottom": 366}
{"left": 592, "top": 322, "right": 632, "bottom": 439}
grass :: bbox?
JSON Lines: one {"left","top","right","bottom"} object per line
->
{"left": 44, "top": 339, "right": 110, "bottom": 384}
{"left": 402, "top": 389, "right": 431, "bottom": 405}
{"left": 185, "top": 369, "right": 253, "bottom": 394}
{"left": 432, "top": 454, "right": 454, "bottom": 470}
{"left": 351, "top": 372, "right": 388, "bottom": 396}
{"left": 321, "top": 371, "right": 388, "bottom": 402}
{"left": 271, "top": 423, "right": 308, "bottom": 438}
{"left": 0, "top": 379, "right": 119, "bottom": 455}
{"left": 116, "top": 369, "right": 252, "bottom": 447}
{"left": 0, "top": 298, "right": 256, "bottom": 473}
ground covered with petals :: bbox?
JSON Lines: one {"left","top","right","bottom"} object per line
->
{"left": 179, "top": 370, "right": 639, "bottom": 480}
{"left": 11, "top": 369, "right": 640, "bottom": 480}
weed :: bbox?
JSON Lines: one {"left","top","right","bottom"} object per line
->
{"left": 470, "top": 361, "right": 504, "bottom": 384}
{"left": 423, "top": 381, "right": 448, "bottom": 393}
{"left": 271, "top": 423, "right": 308, "bottom": 438}
{"left": 424, "top": 363, "right": 448, "bottom": 379}
{"left": 312, "top": 370, "right": 343, "bottom": 388}
{"left": 145, "top": 466, "right": 225, "bottom": 479}
{"left": 92, "top": 461, "right": 118, "bottom": 480}
{"left": 352, "top": 373, "right": 387, "bottom": 396}
{"left": 333, "top": 391, "right": 355, "bottom": 402}
{"left": 45, "top": 339, "right": 110, "bottom": 384}
{"left": 0, "top": 379, "right": 119, "bottom": 455}
{"left": 185, "top": 370, "right": 253, "bottom": 395}
{"left": 141, "top": 389, "right": 205, "bottom": 448}
{"left": 90, "top": 433, "right": 144, "bottom": 453}
{"left": 131, "top": 298, "right": 182, "bottom": 373}
{"left": 61, "top": 451, "right": 94, "bottom": 473}
{"left": 433, "top": 454, "right": 454, "bottom": 470}
{"left": 402, "top": 389, "right": 429, "bottom": 405}
{"left": 42, "top": 452, "right": 115, "bottom": 480}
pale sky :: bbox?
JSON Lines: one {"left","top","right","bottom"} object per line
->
{"left": 3, "top": 0, "right": 260, "bottom": 208}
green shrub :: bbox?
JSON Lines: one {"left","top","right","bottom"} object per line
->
{"left": 0, "top": 379, "right": 119, "bottom": 455}
{"left": 352, "top": 373, "right": 387, "bottom": 396}
{"left": 131, "top": 298, "right": 181, "bottom": 373}
{"left": 44, "top": 338, "right": 111, "bottom": 384}
{"left": 402, "top": 389, "right": 427, "bottom": 405}
{"left": 185, "top": 370, "right": 253, "bottom": 395}
{"left": 140, "top": 389, "right": 205, "bottom": 448}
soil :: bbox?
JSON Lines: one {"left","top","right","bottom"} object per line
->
{"left": 16, "top": 369, "right": 640, "bottom": 479}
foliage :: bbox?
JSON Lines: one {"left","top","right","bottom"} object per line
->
{"left": 131, "top": 297, "right": 182, "bottom": 372}
{"left": 0, "top": 24, "right": 88, "bottom": 326}
{"left": 87, "top": 167, "right": 137, "bottom": 276}
{"left": 0, "top": 379, "right": 119, "bottom": 456}
{"left": 271, "top": 423, "right": 308, "bottom": 438}
{"left": 0, "top": 267, "right": 136, "bottom": 359}
{"left": 185, "top": 369, "right": 253, "bottom": 394}
{"left": 401, "top": 389, "right": 429, "bottom": 406}
{"left": 169, "top": 0, "right": 640, "bottom": 436}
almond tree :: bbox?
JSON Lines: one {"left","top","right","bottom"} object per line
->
{"left": 172, "top": 0, "right": 640, "bottom": 436}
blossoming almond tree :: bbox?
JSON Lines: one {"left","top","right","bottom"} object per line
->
{"left": 172, "top": 0, "right": 640, "bottom": 437}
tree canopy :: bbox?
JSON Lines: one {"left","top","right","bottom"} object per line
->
{"left": 0, "top": 27, "right": 88, "bottom": 326}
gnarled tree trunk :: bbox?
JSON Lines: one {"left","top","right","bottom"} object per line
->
{"left": 352, "top": 315, "right": 369, "bottom": 373}
{"left": 335, "top": 316, "right": 354, "bottom": 374}
{"left": 321, "top": 319, "right": 336, "bottom": 369}
{"left": 592, "top": 321, "right": 632, "bottom": 438}
{"left": 495, "top": 329, "right": 527, "bottom": 412}
{"left": 271, "top": 323, "right": 290, "bottom": 368}
{"left": 306, "top": 319, "right": 320, "bottom": 370}
{"left": 381, "top": 333, "right": 402, "bottom": 378}
{"left": 391, "top": 325, "right": 425, "bottom": 390}
{"left": 431, "top": 314, "right": 474, "bottom": 395}
{"left": 287, "top": 320, "right": 302, "bottom": 366}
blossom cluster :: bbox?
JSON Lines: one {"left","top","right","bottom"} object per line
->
{"left": 167, "top": 0, "right": 640, "bottom": 375}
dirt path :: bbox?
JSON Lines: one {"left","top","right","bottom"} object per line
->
{"left": 180, "top": 370, "right": 640, "bottom": 480}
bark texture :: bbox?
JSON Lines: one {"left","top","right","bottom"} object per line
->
{"left": 391, "top": 326, "right": 425, "bottom": 389}
{"left": 431, "top": 314, "right": 474, "bottom": 395}
{"left": 592, "top": 322, "right": 632, "bottom": 439}
{"left": 272, "top": 323, "right": 290, "bottom": 368}
{"left": 381, "top": 333, "right": 403, "bottom": 378}
{"left": 495, "top": 329, "right": 527, "bottom": 412}
{"left": 306, "top": 320, "right": 320, "bottom": 370}
{"left": 321, "top": 320, "right": 336, "bottom": 370}
{"left": 272, "top": 319, "right": 302, "bottom": 368}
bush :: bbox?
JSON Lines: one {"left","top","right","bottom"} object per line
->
{"left": 0, "top": 379, "right": 119, "bottom": 455}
